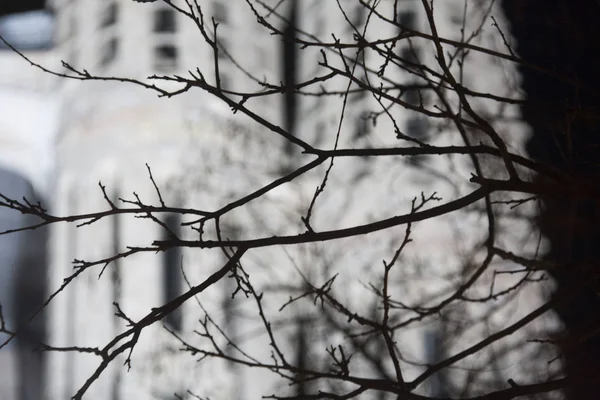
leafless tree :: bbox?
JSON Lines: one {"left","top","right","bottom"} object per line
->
{"left": 0, "top": 0, "right": 597, "bottom": 399}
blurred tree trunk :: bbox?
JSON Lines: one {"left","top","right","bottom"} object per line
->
{"left": 503, "top": 1, "right": 600, "bottom": 398}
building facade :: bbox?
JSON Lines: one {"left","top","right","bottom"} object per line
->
{"left": 0, "top": 8, "right": 57, "bottom": 400}
{"left": 0, "top": 1, "right": 561, "bottom": 399}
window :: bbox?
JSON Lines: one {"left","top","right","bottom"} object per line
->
{"left": 213, "top": 1, "right": 228, "bottom": 25}
{"left": 350, "top": 88, "right": 368, "bottom": 103}
{"left": 407, "top": 153, "right": 429, "bottom": 167}
{"left": 449, "top": 7, "right": 464, "bottom": 25}
{"left": 100, "top": 37, "right": 118, "bottom": 66}
{"left": 397, "top": 10, "right": 416, "bottom": 30}
{"left": 406, "top": 117, "right": 428, "bottom": 141}
{"left": 154, "top": 8, "right": 177, "bottom": 33}
{"left": 346, "top": 5, "right": 366, "bottom": 33}
{"left": 400, "top": 45, "right": 420, "bottom": 66}
{"left": 403, "top": 86, "right": 421, "bottom": 106}
{"left": 101, "top": 2, "right": 118, "bottom": 28}
{"left": 353, "top": 111, "right": 371, "bottom": 140}
{"left": 152, "top": 7, "right": 178, "bottom": 72}
{"left": 162, "top": 214, "right": 182, "bottom": 332}
{"left": 154, "top": 44, "right": 178, "bottom": 71}
{"left": 350, "top": 75, "right": 368, "bottom": 103}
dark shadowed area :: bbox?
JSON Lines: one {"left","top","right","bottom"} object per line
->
{"left": 0, "top": 167, "right": 47, "bottom": 400}
{"left": 503, "top": 0, "right": 600, "bottom": 398}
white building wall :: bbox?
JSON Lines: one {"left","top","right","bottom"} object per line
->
{"left": 287, "top": 0, "right": 557, "bottom": 394}
{"left": 0, "top": 49, "right": 59, "bottom": 193}
{"left": 39, "top": 1, "right": 560, "bottom": 399}
{"left": 49, "top": 71, "right": 288, "bottom": 399}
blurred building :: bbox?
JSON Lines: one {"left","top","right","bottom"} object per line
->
{"left": 0, "top": 1, "right": 561, "bottom": 399}
{"left": 0, "top": 5, "right": 56, "bottom": 400}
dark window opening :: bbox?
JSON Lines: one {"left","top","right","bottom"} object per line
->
{"left": 101, "top": 2, "right": 117, "bottom": 28}
{"left": 350, "top": 88, "right": 368, "bottom": 103}
{"left": 449, "top": 6, "right": 464, "bottom": 25}
{"left": 350, "top": 76, "right": 368, "bottom": 103}
{"left": 154, "top": 44, "right": 178, "bottom": 71}
{"left": 350, "top": 5, "right": 366, "bottom": 30}
{"left": 154, "top": 8, "right": 176, "bottom": 33}
{"left": 162, "top": 214, "right": 182, "bottom": 332}
{"left": 221, "top": 223, "right": 240, "bottom": 241}
{"left": 282, "top": 0, "right": 299, "bottom": 155}
{"left": 406, "top": 117, "right": 428, "bottom": 141}
{"left": 397, "top": 10, "right": 416, "bottom": 30}
{"left": 407, "top": 154, "right": 429, "bottom": 167}
{"left": 213, "top": 1, "right": 228, "bottom": 24}
{"left": 100, "top": 37, "right": 118, "bottom": 66}
{"left": 450, "top": 13, "right": 463, "bottom": 25}
{"left": 353, "top": 111, "right": 371, "bottom": 140}
{"left": 400, "top": 45, "right": 421, "bottom": 67}
{"left": 403, "top": 87, "right": 421, "bottom": 105}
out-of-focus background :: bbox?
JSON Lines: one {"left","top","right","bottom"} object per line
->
{"left": 0, "top": 2, "right": 54, "bottom": 399}
{"left": 0, "top": 1, "right": 599, "bottom": 399}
